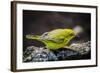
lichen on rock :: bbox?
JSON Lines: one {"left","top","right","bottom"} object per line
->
{"left": 23, "top": 46, "right": 58, "bottom": 62}
{"left": 69, "top": 41, "right": 90, "bottom": 55}
{"left": 23, "top": 41, "right": 91, "bottom": 62}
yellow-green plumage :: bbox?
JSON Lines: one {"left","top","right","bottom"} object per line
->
{"left": 26, "top": 29, "right": 76, "bottom": 50}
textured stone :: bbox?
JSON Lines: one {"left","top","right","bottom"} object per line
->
{"left": 23, "top": 41, "right": 91, "bottom": 62}
{"left": 69, "top": 41, "right": 90, "bottom": 55}
{"left": 23, "top": 46, "right": 58, "bottom": 62}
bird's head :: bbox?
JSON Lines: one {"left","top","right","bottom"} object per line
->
{"left": 64, "top": 29, "right": 76, "bottom": 39}
{"left": 65, "top": 26, "right": 83, "bottom": 39}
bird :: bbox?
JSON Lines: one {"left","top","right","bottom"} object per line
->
{"left": 26, "top": 29, "right": 77, "bottom": 50}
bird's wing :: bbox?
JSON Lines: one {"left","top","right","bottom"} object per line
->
{"left": 41, "top": 35, "right": 65, "bottom": 44}
{"left": 49, "top": 36, "right": 65, "bottom": 43}
{"left": 40, "top": 30, "right": 66, "bottom": 43}
{"left": 40, "top": 32, "right": 48, "bottom": 38}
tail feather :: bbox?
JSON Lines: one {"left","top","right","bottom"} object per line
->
{"left": 26, "top": 35, "right": 39, "bottom": 40}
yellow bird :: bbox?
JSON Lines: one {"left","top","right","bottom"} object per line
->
{"left": 26, "top": 28, "right": 77, "bottom": 50}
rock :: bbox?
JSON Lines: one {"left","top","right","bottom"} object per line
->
{"left": 23, "top": 46, "right": 38, "bottom": 62}
{"left": 69, "top": 41, "right": 91, "bottom": 55}
{"left": 23, "top": 46, "right": 58, "bottom": 62}
{"left": 56, "top": 49, "right": 80, "bottom": 60}
{"left": 23, "top": 41, "right": 91, "bottom": 62}
{"left": 54, "top": 41, "right": 91, "bottom": 60}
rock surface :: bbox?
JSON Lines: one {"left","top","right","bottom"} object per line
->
{"left": 23, "top": 46, "right": 58, "bottom": 62}
{"left": 70, "top": 41, "right": 90, "bottom": 54}
{"left": 23, "top": 41, "right": 91, "bottom": 62}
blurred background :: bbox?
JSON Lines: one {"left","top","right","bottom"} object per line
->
{"left": 23, "top": 10, "right": 91, "bottom": 51}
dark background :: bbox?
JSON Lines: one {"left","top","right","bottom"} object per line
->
{"left": 23, "top": 10, "right": 91, "bottom": 51}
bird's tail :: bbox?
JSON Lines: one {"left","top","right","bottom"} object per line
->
{"left": 26, "top": 34, "right": 39, "bottom": 40}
